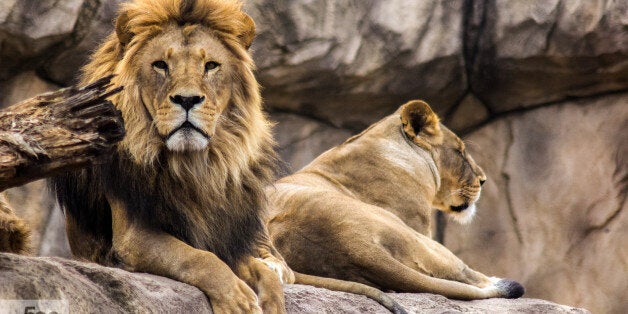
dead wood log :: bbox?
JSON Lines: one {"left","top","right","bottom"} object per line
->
{"left": 0, "top": 76, "right": 124, "bottom": 192}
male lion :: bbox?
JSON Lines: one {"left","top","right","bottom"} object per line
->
{"left": 267, "top": 100, "right": 525, "bottom": 300}
{"left": 51, "top": 0, "right": 290, "bottom": 312}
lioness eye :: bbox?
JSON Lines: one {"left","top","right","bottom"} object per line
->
{"left": 152, "top": 60, "right": 168, "bottom": 71}
{"left": 205, "top": 61, "right": 220, "bottom": 72}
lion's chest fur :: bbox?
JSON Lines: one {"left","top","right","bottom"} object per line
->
{"left": 54, "top": 150, "right": 266, "bottom": 268}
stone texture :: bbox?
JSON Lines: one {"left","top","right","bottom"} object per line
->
{"left": 0, "top": 0, "right": 85, "bottom": 81}
{"left": 445, "top": 93, "right": 490, "bottom": 132}
{"left": 248, "top": 0, "right": 467, "bottom": 130}
{"left": 468, "top": 0, "right": 628, "bottom": 112}
{"left": 0, "top": 253, "right": 588, "bottom": 314}
{"left": 42, "top": 0, "right": 125, "bottom": 85}
{"left": 271, "top": 112, "right": 352, "bottom": 172}
{"left": 443, "top": 93, "right": 628, "bottom": 314}
{"left": 0, "top": 253, "right": 210, "bottom": 313}
{"left": 0, "top": 71, "right": 59, "bottom": 108}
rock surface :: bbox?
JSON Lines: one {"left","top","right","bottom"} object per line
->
{"left": 247, "top": 0, "right": 467, "bottom": 129}
{"left": 468, "top": 0, "right": 628, "bottom": 112}
{"left": 0, "top": 253, "right": 589, "bottom": 313}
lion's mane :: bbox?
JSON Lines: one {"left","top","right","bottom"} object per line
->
{"left": 52, "top": 0, "right": 276, "bottom": 267}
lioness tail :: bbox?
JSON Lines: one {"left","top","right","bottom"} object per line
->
{"left": 294, "top": 272, "right": 407, "bottom": 314}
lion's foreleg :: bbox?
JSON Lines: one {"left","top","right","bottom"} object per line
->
{"left": 108, "top": 199, "right": 261, "bottom": 314}
{"left": 235, "top": 256, "right": 286, "bottom": 314}
{"left": 254, "top": 229, "right": 295, "bottom": 284}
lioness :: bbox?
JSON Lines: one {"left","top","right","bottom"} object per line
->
{"left": 51, "top": 0, "right": 289, "bottom": 313}
{"left": 267, "top": 100, "right": 525, "bottom": 300}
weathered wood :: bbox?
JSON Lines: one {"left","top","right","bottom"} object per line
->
{"left": 0, "top": 76, "right": 124, "bottom": 192}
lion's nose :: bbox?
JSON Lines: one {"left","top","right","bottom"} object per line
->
{"left": 170, "top": 95, "right": 205, "bottom": 111}
{"left": 479, "top": 178, "right": 486, "bottom": 186}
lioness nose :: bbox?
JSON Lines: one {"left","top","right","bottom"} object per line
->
{"left": 479, "top": 178, "right": 486, "bottom": 186}
{"left": 170, "top": 95, "right": 205, "bottom": 111}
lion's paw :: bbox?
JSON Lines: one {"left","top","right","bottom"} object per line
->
{"left": 257, "top": 257, "right": 295, "bottom": 284}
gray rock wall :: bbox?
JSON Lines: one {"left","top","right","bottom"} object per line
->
{"left": 0, "top": 1, "right": 626, "bottom": 313}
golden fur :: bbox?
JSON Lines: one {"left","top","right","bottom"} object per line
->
{"left": 267, "top": 100, "right": 525, "bottom": 300}
{"left": 51, "top": 0, "right": 290, "bottom": 313}
{"left": 0, "top": 193, "right": 30, "bottom": 254}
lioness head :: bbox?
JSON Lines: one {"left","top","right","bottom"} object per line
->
{"left": 84, "top": 0, "right": 265, "bottom": 165}
{"left": 400, "top": 100, "right": 486, "bottom": 223}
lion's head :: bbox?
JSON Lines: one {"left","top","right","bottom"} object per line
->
{"left": 400, "top": 100, "right": 486, "bottom": 223}
{"left": 82, "top": 0, "right": 269, "bottom": 170}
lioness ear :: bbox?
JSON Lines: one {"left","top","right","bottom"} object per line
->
{"left": 400, "top": 100, "right": 443, "bottom": 149}
{"left": 115, "top": 11, "right": 134, "bottom": 47}
{"left": 238, "top": 13, "right": 256, "bottom": 49}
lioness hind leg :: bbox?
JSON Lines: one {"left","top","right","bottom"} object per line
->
{"left": 360, "top": 250, "right": 505, "bottom": 300}
{"left": 395, "top": 230, "right": 524, "bottom": 299}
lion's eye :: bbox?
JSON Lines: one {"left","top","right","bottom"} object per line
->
{"left": 152, "top": 60, "right": 168, "bottom": 72}
{"left": 205, "top": 61, "right": 220, "bottom": 72}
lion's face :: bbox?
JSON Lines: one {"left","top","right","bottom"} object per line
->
{"left": 431, "top": 127, "right": 486, "bottom": 223}
{"left": 134, "top": 24, "right": 235, "bottom": 152}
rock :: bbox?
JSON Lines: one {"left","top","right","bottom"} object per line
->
{"left": 0, "top": 253, "right": 210, "bottom": 313}
{"left": 468, "top": 0, "right": 628, "bottom": 112}
{"left": 42, "top": 0, "right": 126, "bottom": 85}
{"left": 0, "top": 253, "right": 589, "bottom": 313}
{"left": 443, "top": 93, "right": 628, "bottom": 314}
{"left": 38, "top": 203, "right": 72, "bottom": 258}
{"left": 271, "top": 112, "right": 352, "bottom": 172}
{"left": 445, "top": 93, "right": 490, "bottom": 132}
{"left": 0, "top": 0, "right": 85, "bottom": 80}
{"left": 247, "top": 0, "right": 467, "bottom": 130}
{"left": 0, "top": 71, "right": 59, "bottom": 108}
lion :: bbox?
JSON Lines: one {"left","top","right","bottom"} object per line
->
{"left": 267, "top": 100, "right": 525, "bottom": 300}
{"left": 49, "top": 0, "right": 291, "bottom": 312}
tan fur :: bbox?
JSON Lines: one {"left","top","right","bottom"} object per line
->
{"left": 58, "top": 0, "right": 291, "bottom": 313}
{"left": 267, "top": 100, "right": 524, "bottom": 300}
{"left": 0, "top": 193, "right": 31, "bottom": 254}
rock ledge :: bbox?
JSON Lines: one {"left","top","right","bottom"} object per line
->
{"left": 0, "top": 254, "right": 589, "bottom": 313}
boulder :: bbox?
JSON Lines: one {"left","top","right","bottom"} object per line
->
{"left": 41, "top": 0, "right": 126, "bottom": 85}
{"left": 270, "top": 112, "right": 352, "bottom": 172}
{"left": 468, "top": 0, "right": 628, "bottom": 112}
{"left": 0, "top": 0, "right": 85, "bottom": 81}
{"left": 444, "top": 93, "right": 628, "bottom": 314}
{"left": 0, "top": 71, "right": 59, "bottom": 108}
{"left": 0, "top": 253, "right": 589, "bottom": 313}
{"left": 247, "top": 0, "right": 467, "bottom": 130}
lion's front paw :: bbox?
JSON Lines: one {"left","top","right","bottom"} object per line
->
{"left": 210, "top": 278, "right": 262, "bottom": 314}
{"left": 257, "top": 256, "right": 295, "bottom": 284}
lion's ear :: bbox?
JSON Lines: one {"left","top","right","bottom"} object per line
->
{"left": 400, "top": 100, "right": 442, "bottom": 149}
{"left": 238, "top": 13, "right": 256, "bottom": 49}
{"left": 115, "top": 11, "right": 134, "bottom": 47}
